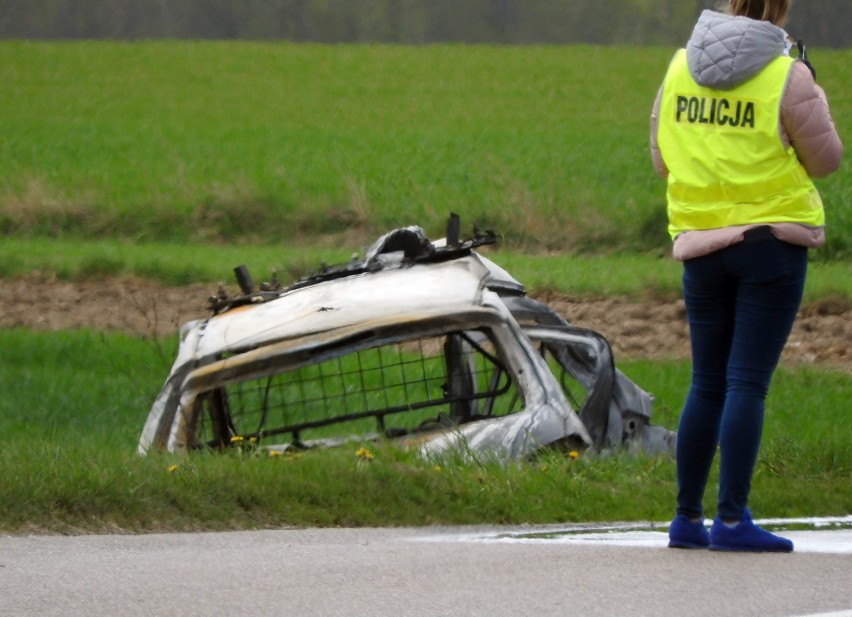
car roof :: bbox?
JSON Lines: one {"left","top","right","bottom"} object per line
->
{"left": 192, "top": 253, "right": 501, "bottom": 357}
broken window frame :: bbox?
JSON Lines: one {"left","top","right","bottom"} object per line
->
{"left": 167, "top": 307, "right": 560, "bottom": 452}
{"left": 191, "top": 328, "right": 523, "bottom": 451}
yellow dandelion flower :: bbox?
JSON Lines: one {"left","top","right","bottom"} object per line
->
{"left": 249, "top": 437, "right": 257, "bottom": 443}
{"left": 355, "top": 447, "right": 374, "bottom": 461}
{"left": 167, "top": 464, "right": 178, "bottom": 474}
{"left": 269, "top": 450, "right": 283, "bottom": 457}
{"left": 568, "top": 450, "right": 580, "bottom": 459}
{"left": 230, "top": 435, "right": 245, "bottom": 444}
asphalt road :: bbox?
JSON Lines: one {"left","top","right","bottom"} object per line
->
{"left": 1, "top": 523, "right": 850, "bottom": 617}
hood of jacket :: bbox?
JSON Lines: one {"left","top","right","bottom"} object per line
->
{"left": 685, "top": 10, "right": 788, "bottom": 90}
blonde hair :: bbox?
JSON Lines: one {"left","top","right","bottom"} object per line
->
{"left": 724, "top": 0, "right": 790, "bottom": 26}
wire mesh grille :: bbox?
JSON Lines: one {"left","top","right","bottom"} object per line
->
{"left": 197, "top": 330, "right": 523, "bottom": 446}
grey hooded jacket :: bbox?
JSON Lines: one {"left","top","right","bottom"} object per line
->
{"left": 686, "top": 9, "right": 787, "bottom": 89}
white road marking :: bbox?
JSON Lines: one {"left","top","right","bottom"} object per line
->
{"left": 414, "top": 516, "right": 852, "bottom": 554}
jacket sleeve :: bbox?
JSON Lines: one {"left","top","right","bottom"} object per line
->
{"left": 781, "top": 60, "right": 844, "bottom": 179}
{"left": 649, "top": 86, "right": 669, "bottom": 178}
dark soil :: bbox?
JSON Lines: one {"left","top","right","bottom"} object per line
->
{"left": 1, "top": 276, "right": 848, "bottom": 372}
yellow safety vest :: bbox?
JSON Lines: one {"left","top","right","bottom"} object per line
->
{"left": 657, "top": 49, "right": 824, "bottom": 239}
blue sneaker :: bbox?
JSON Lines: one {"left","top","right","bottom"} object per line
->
{"left": 668, "top": 514, "right": 710, "bottom": 549}
{"left": 709, "top": 509, "right": 794, "bottom": 553}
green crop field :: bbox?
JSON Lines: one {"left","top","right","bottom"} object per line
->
{"left": 1, "top": 41, "right": 849, "bottom": 255}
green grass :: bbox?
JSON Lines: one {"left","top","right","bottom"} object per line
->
{"left": 1, "top": 42, "right": 850, "bottom": 256}
{"left": 0, "top": 330, "right": 848, "bottom": 534}
{"left": 1, "top": 237, "right": 849, "bottom": 303}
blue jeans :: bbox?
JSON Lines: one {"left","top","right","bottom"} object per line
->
{"left": 675, "top": 229, "right": 808, "bottom": 521}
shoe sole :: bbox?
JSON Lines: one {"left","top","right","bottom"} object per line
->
{"left": 709, "top": 544, "right": 793, "bottom": 553}
{"left": 668, "top": 540, "right": 709, "bottom": 549}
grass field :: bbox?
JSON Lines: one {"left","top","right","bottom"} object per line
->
{"left": 1, "top": 42, "right": 850, "bottom": 256}
{"left": 0, "top": 42, "right": 849, "bottom": 533}
{"left": 0, "top": 329, "right": 847, "bottom": 533}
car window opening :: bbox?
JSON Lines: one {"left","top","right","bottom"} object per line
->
{"left": 193, "top": 329, "right": 523, "bottom": 450}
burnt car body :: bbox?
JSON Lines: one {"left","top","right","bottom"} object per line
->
{"left": 138, "top": 218, "right": 675, "bottom": 460}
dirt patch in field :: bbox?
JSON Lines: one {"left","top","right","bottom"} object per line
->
{"left": 1, "top": 275, "right": 848, "bottom": 372}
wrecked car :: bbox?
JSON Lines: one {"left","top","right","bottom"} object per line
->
{"left": 138, "top": 215, "right": 675, "bottom": 460}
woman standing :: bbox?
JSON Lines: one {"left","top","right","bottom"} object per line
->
{"left": 650, "top": 0, "right": 842, "bottom": 552}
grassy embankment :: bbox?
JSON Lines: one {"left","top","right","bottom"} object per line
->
{"left": 0, "top": 328, "right": 848, "bottom": 534}
{"left": 0, "top": 42, "right": 848, "bottom": 533}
